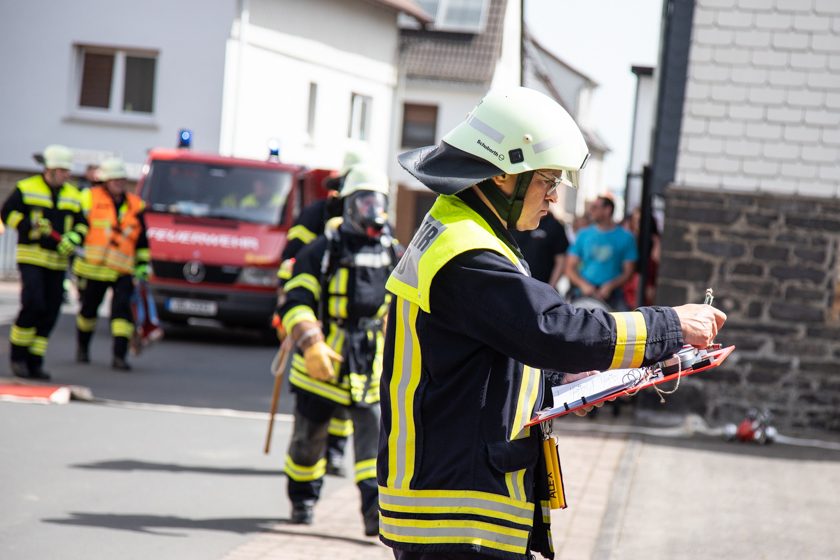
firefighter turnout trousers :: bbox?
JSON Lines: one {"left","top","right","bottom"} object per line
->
{"left": 10, "top": 264, "right": 66, "bottom": 371}
{"left": 285, "top": 392, "right": 379, "bottom": 515}
{"left": 76, "top": 275, "right": 135, "bottom": 359}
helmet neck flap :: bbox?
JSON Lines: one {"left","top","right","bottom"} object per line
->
{"left": 476, "top": 171, "right": 534, "bottom": 230}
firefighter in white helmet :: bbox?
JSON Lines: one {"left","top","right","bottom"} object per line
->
{"left": 74, "top": 157, "right": 150, "bottom": 371}
{"left": 278, "top": 164, "right": 397, "bottom": 536}
{"left": 378, "top": 87, "right": 726, "bottom": 559}
{"left": 1, "top": 145, "right": 87, "bottom": 379}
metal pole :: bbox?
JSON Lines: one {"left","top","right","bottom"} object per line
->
{"left": 637, "top": 165, "right": 653, "bottom": 308}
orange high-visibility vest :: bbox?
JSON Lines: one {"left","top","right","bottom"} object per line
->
{"left": 83, "top": 187, "right": 143, "bottom": 274}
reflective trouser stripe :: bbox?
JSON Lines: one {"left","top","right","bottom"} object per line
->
{"left": 328, "top": 417, "right": 354, "bottom": 437}
{"left": 111, "top": 318, "right": 134, "bottom": 338}
{"left": 30, "top": 336, "right": 48, "bottom": 356}
{"left": 608, "top": 311, "right": 648, "bottom": 369}
{"left": 284, "top": 455, "right": 326, "bottom": 482}
{"left": 77, "top": 315, "right": 97, "bottom": 333}
{"left": 354, "top": 458, "right": 377, "bottom": 483}
{"left": 10, "top": 325, "right": 36, "bottom": 346}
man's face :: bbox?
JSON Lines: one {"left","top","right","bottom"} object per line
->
{"left": 513, "top": 170, "right": 560, "bottom": 231}
{"left": 105, "top": 178, "right": 126, "bottom": 197}
{"left": 588, "top": 199, "right": 611, "bottom": 222}
{"left": 44, "top": 168, "right": 71, "bottom": 187}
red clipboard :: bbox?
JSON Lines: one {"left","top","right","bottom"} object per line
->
{"left": 527, "top": 345, "right": 735, "bottom": 426}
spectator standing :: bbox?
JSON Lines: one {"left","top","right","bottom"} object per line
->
{"left": 566, "top": 195, "right": 637, "bottom": 311}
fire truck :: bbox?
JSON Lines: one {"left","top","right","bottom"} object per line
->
{"left": 136, "top": 144, "right": 333, "bottom": 331}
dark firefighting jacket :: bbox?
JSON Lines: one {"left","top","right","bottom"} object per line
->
{"left": 377, "top": 190, "right": 684, "bottom": 560}
{"left": 0, "top": 175, "right": 88, "bottom": 271}
{"left": 277, "top": 199, "right": 336, "bottom": 283}
{"left": 280, "top": 220, "right": 396, "bottom": 407}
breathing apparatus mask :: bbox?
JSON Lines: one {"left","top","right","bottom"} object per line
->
{"left": 343, "top": 190, "right": 388, "bottom": 238}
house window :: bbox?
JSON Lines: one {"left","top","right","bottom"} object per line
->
{"left": 401, "top": 103, "right": 438, "bottom": 148}
{"left": 348, "top": 93, "right": 372, "bottom": 141}
{"left": 399, "top": 0, "right": 489, "bottom": 33}
{"left": 306, "top": 82, "right": 318, "bottom": 137}
{"left": 77, "top": 46, "right": 157, "bottom": 114}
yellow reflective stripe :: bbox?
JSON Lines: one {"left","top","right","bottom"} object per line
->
{"left": 354, "top": 458, "right": 377, "bottom": 483}
{"left": 16, "top": 245, "right": 68, "bottom": 270}
{"left": 6, "top": 211, "right": 24, "bottom": 228}
{"left": 74, "top": 223, "right": 89, "bottom": 236}
{"left": 285, "top": 273, "right": 321, "bottom": 299}
{"left": 329, "top": 268, "right": 349, "bottom": 319}
{"left": 284, "top": 455, "right": 327, "bottom": 482}
{"left": 387, "top": 298, "right": 422, "bottom": 489}
{"left": 277, "top": 259, "right": 294, "bottom": 280}
{"left": 287, "top": 224, "right": 317, "bottom": 244}
{"left": 328, "top": 417, "right": 354, "bottom": 437}
{"left": 289, "top": 367, "right": 352, "bottom": 405}
{"left": 30, "top": 336, "right": 48, "bottom": 356}
{"left": 111, "top": 318, "right": 134, "bottom": 338}
{"left": 504, "top": 468, "right": 526, "bottom": 503}
{"left": 22, "top": 193, "right": 53, "bottom": 207}
{"left": 282, "top": 305, "right": 317, "bottom": 333}
{"left": 76, "top": 315, "right": 97, "bottom": 332}
{"left": 380, "top": 515, "right": 529, "bottom": 554}
{"left": 73, "top": 258, "right": 119, "bottom": 281}
{"left": 541, "top": 500, "right": 551, "bottom": 524}
{"left": 609, "top": 312, "right": 648, "bottom": 369}
{"left": 379, "top": 485, "right": 534, "bottom": 526}
{"left": 10, "top": 325, "right": 36, "bottom": 346}
{"left": 510, "top": 365, "right": 540, "bottom": 441}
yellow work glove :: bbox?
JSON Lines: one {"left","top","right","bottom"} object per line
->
{"left": 303, "top": 341, "right": 343, "bottom": 381}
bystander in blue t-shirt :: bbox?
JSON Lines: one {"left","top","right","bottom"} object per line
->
{"left": 568, "top": 225, "right": 638, "bottom": 287}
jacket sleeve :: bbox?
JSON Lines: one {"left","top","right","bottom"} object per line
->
{"left": 281, "top": 202, "right": 324, "bottom": 262}
{"left": 429, "top": 250, "right": 684, "bottom": 374}
{"left": 0, "top": 188, "right": 30, "bottom": 237}
{"left": 279, "top": 236, "right": 327, "bottom": 333}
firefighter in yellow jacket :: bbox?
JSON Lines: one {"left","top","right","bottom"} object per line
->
{"left": 0, "top": 145, "right": 87, "bottom": 379}
{"left": 379, "top": 88, "right": 727, "bottom": 560}
{"left": 74, "top": 158, "right": 150, "bottom": 371}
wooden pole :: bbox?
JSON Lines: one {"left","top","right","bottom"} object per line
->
{"left": 264, "top": 337, "right": 293, "bottom": 455}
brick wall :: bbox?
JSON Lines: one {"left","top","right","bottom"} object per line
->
{"left": 677, "top": 0, "right": 840, "bottom": 197}
{"left": 656, "top": 0, "right": 840, "bottom": 432}
{"left": 655, "top": 188, "right": 840, "bottom": 432}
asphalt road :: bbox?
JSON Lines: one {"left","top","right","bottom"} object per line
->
{"left": 0, "top": 312, "right": 347, "bottom": 560}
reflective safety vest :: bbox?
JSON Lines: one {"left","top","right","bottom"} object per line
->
{"left": 79, "top": 187, "right": 143, "bottom": 276}
{"left": 381, "top": 195, "right": 545, "bottom": 559}
{"left": 11, "top": 175, "right": 85, "bottom": 271}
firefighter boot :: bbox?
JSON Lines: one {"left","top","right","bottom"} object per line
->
{"left": 10, "top": 361, "right": 30, "bottom": 379}
{"left": 363, "top": 506, "right": 379, "bottom": 537}
{"left": 77, "top": 330, "right": 92, "bottom": 363}
{"left": 112, "top": 337, "right": 132, "bottom": 371}
{"left": 290, "top": 501, "right": 315, "bottom": 525}
{"left": 112, "top": 356, "right": 132, "bottom": 371}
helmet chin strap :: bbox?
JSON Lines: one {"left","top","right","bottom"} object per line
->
{"left": 477, "top": 172, "right": 533, "bottom": 229}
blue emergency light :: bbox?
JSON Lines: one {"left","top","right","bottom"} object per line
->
{"left": 267, "top": 139, "right": 280, "bottom": 160}
{"left": 178, "top": 129, "right": 193, "bottom": 149}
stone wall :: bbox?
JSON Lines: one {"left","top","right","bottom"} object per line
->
{"left": 654, "top": 186, "right": 840, "bottom": 432}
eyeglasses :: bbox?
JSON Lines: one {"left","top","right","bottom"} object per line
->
{"left": 534, "top": 170, "right": 563, "bottom": 196}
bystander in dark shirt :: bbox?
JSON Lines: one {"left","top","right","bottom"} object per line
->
{"left": 511, "top": 213, "right": 569, "bottom": 284}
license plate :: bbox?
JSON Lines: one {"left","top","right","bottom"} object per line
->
{"left": 167, "top": 298, "right": 218, "bottom": 316}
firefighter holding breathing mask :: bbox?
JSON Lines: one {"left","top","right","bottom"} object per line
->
{"left": 279, "top": 164, "right": 397, "bottom": 536}
{"left": 377, "top": 87, "right": 726, "bottom": 560}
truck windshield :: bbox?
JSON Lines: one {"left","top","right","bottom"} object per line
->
{"left": 142, "top": 161, "right": 293, "bottom": 225}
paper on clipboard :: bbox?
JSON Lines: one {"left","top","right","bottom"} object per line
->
{"left": 551, "top": 368, "right": 645, "bottom": 411}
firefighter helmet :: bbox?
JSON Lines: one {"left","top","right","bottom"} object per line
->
{"left": 398, "top": 87, "right": 589, "bottom": 195}
{"left": 340, "top": 164, "right": 389, "bottom": 237}
{"left": 42, "top": 145, "right": 74, "bottom": 170}
{"left": 97, "top": 157, "right": 128, "bottom": 181}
